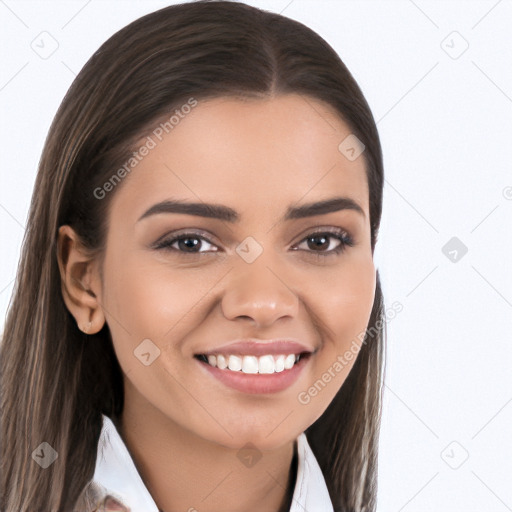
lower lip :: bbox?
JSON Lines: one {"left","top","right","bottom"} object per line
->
{"left": 196, "top": 354, "right": 312, "bottom": 394}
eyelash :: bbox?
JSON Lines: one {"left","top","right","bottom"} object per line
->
{"left": 153, "top": 228, "right": 355, "bottom": 258}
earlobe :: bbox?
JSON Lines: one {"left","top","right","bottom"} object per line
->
{"left": 79, "top": 320, "right": 92, "bottom": 334}
{"left": 57, "top": 225, "right": 106, "bottom": 335}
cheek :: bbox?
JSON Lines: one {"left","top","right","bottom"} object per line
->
{"left": 100, "top": 253, "right": 204, "bottom": 398}
{"left": 316, "top": 256, "right": 376, "bottom": 344}
{"left": 101, "top": 250, "right": 201, "bottom": 340}
{"left": 299, "top": 257, "right": 376, "bottom": 415}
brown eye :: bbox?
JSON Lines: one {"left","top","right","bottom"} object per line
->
{"left": 294, "top": 229, "right": 354, "bottom": 256}
{"left": 153, "top": 231, "right": 219, "bottom": 254}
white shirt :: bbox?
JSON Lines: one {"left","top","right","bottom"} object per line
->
{"left": 75, "top": 414, "right": 334, "bottom": 512}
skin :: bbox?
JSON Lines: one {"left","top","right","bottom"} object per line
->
{"left": 58, "top": 93, "right": 376, "bottom": 512}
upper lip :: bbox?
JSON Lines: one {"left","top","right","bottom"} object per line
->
{"left": 196, "top": 339, "right": 315, "bottom": 357}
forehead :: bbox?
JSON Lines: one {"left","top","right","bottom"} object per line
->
{"left": 109, "top": 94, "right": 369, "bottom": 226}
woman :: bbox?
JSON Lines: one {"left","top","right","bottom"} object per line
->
{"left": 0, "top": 1, "right": 386, "bottom": 511}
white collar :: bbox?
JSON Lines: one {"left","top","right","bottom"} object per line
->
{"left": 79, "top": 414, "right": 334, "bottom": 511}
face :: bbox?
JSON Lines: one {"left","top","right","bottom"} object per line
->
{"left": 94, "top": 94, "right": 375, "bottom": 450}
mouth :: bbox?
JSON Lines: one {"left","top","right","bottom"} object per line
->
{"left": 194, "top": 351, "right": 312, "bottom": 374}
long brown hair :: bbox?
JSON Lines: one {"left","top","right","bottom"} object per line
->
{"left": 0, "top": 1, "right": 386, "bottom": 510}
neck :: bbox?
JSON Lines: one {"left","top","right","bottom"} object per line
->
{"left": 158, "top": 457, "right": 297, "bottom": 512}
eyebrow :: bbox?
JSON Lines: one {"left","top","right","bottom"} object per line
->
{"left": 137, "top": 196, "right": 365, "bottom": 223}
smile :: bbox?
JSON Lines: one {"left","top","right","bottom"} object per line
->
{"left": 195, "top": 353, "right": 307, "bottom": 374}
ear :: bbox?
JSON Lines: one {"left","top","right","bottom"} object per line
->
{"left": 56, "top": 225, "right": 106, "bottom": 335}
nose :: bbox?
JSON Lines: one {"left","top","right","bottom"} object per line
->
{"left": 221, "top": 258, "right": 299, "bottom": 328}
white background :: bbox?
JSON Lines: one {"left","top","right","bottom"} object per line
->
{"left": 1, "top": 1, "right": 511, "bottom": 511}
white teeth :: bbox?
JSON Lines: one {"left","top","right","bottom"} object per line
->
{"left": 284, "top": 354, "right": 296, "bottom": 370}
{"left": 202, "top": 353, "right": 304, "bottom": 373}
{"left": 274, "top": 355, "right": 285, "bottom": 372}
{"left": 228, "top": 355, "right": 242, "bottom": 371}
{"left": 258, "top": 355, "right": 275, "bottom": 374}
{"left": 216, "top": 354, "right": 228, "bottom": 369}
{"left": 242, "top": 356, "right": 259, "bottom": 374}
